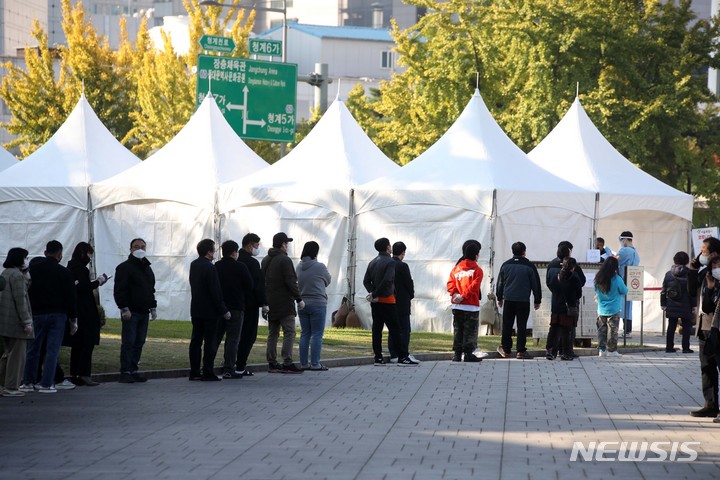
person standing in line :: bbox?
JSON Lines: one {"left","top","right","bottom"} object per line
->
{"left": 262, "top": 232, "right": 304, "bottom": 374}
{"left": 661, "top": 251, "right": 695, "bottom": 354}
{"left": 297, "top": 241, "right": 331, "bottom": 371}
{"left": 617, "top": 231, "right": 640, "bottom": 338}
{"left": 596, "top": 237, "right": 614, "bottom": 263}
{"left": 594, "top": 256, "right": 627, "bottom": 358}
{"left": 363, "top": 237, "right": 417, "bottom": 366}
{"left": 546, "top": 257, "right": 582, "bottom": 361}
{"left": 114, "top": 238, "right": 157, "bottom": 384}
{"left": 495, "top": 241, "right": 541, "bottom": 360}
{"left": 447, "top": 241, "right": 483, "bottom": 363}
{"left": 214, "top": 240, "right": 253, "bottom": 379}
{"left": 388, "top": 242, "right": 418, "bottom": 364}
{"left": 546, "top": 241, "right": 586, "bottom": 358}
{"left": 188, "top": 239, "right": 230, "bottom": 382}
{"left": 21, "top": 240, "right": 77, "bottom": 394}
{"left": 0, "top": 248, "right": 34, "bottom": 397}
{"left": 235, "top": 233, "right": 267, "bottom": 377}
{"left": 67, "top": 242, "right": 108, "bottom": 386}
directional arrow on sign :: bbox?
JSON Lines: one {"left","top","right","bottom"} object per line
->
{"left": 199, "top": 34, "right": 236, "bottom": 53}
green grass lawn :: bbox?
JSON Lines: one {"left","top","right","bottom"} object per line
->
{"left": 40, "top": 319, "right": 643, "bottom": 374}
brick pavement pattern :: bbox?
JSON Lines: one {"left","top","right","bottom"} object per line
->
{"left": 1, "top": 352, "right": 719, "bottom": 479}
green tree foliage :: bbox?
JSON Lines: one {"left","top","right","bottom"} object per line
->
{"left": 0, "top": 0, "right": 138, "bottom": 156}
{"left": 349, "top": 0, "right": 720, "bottom": 210}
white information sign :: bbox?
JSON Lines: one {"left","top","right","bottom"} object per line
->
{"left": 691, "top": 227, "right": 719, "bottom": 257}
{"left": 586, "top": 249, "right": 601, "bottom": 263}
{"left": 626, "top": 266, "right": 644, "bottom": 302}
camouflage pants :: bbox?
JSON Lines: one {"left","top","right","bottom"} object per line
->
{"left": 597, "top": 314, "right": 620, "bottom": 352}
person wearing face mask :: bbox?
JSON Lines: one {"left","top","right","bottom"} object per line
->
{"left": 0, "top": 248, "right": 34, "bottom": 397}
{"left": 66, "top": 242, "right": 108, "bottom": 386}
{"left": 234, "top": 233, "right": 268, "bottom": 377}
{"left": 688, "top": 237, "right": 720, "bottom": 419}
{"left": 617, "top": 231, "right": 640, "bottom": 338}
{"left": 660, "top": 251, "right": 695, "bottom": 354}
{"left": 114, "top": 238, "right": 156, "bottom": 384}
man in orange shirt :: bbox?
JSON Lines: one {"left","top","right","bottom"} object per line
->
{"left": 363, "top": 238, "right": 417, "bottom": 366}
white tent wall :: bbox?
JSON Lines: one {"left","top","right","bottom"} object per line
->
{"left": 221, "top": 197, "right": 350, "bottom": 325}
{"left": 353, "top": 201, "right": 492, "bottom": 332}
{"left": 597, "top": 210, "right": 691, "bottom": 333}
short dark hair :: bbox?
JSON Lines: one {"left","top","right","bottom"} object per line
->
{"left": 596, "top": 237, "right": 605, "bottom": 245}
{"left": 45, "top": 240, "right": 63, "bottom": 255}
{"left": 556, "top": 245, "right": 571, "bottom": 260}
{"left": 196, "top": 238, "right": 215, "bottom": 257}
{"left": 673, "top": 251, "right": 689, "bottom": 266}
{"left": 241, "top": 233, "right": 260, "bottom": 246}
{"left": 221, "top": 240, "right": 239, "bottom": 258}
{"left": 511, "top": 242, "right": 526, "bottom": 256}
{"left": 392, "top": 241, "right": 406, "bottom": 256}
{"left": 301, "top": 241, "right": 320, "bottom": 259}
{"left": 557, "top": 240, "right": 573, "bottom": 250}
{"left": 374, "top": 237, "right": 390, "bottom": 253}
{"left": 704, "top": 237, "right": 720, "bottom": 255}
{"left": 130, "top": 238, "right": 146, "bottom": 248}
{"left": 71, "top": 242, "right": 94, "bottom": 263}
{"left": 464, "top": 243, "right": 480, "bottom": 260}
{"left": 3, "top": 247, "right": 28, "bottom": 268}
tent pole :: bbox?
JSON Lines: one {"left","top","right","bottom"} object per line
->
{"left": 347, "top": 188, "right": 356, "bottom": 307}
{"left": 489, "top": 189, "right": 497, "bottom": 285}
{"left": 87, "top": 186, "right": 96, "bottom": 279}
{"left": 592, "top": 192, "right": 599, "bottom": 249}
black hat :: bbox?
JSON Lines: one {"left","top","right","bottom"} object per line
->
{"left": 273, "top": 232, "right": 293, "bottom": 247}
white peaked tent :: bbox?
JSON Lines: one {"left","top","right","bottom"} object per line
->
{"left": 354, "top": 90, "right": 596, "bottom": 332}
{"left": 528, "top": 97, "right": 694, "bottom": 332}
{"left": 217, "top": 97, "right": 400, "bottom": 322}
{"left": 0, "top": 146, "right": 17, "bottom": 171}
{"left": 91, "top": 95, "right": 268, "bottom": 320}
{"left": 0, "top": 93, "right": 140, "bottom": 260}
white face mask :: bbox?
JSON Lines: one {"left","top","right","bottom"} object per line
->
{"left": 700, "top": 255, "right": 710, "bottom": 266}
{"left": 713, "top": 268, "right": 720, "bottom": 281}
{"left": 251, "top": 246, "right": 260, "bottom": 256}
{"left": 21, "top": 259, "right": 29, "bottom": 270}
{"left": 132, "top": 249, "right": 147, "bottom": 260}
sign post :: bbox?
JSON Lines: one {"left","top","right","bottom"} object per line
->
{"left": 196, "top": 54, "right": 297, "bottom": 142}
{"left": 626, "top": 266, "right": 644, "bottom": 346}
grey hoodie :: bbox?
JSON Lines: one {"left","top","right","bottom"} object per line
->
{"left": 297, "top": 257, "right": 331, "bottom": 306}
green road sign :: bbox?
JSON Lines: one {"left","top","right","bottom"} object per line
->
{"left": 199, "top": 35, "right": 236, "bottom": 53}
{"left": 196, "top": 54, "right": 297, "bottom": 142}
{"left": 249, "top": 38, "right": 282, "bottom": 58}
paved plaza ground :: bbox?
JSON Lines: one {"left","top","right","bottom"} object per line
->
{"left": 2, "top": 347, "right": 720, "bottom": 480}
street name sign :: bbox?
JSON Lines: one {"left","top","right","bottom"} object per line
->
{"left": 196, "top": 54, "right": 297, "bottom": 142}
{"left": 249, "top": 38, "right": 282, "bottom": 58}
{"left": 199, "top": 35, "right": 236, "bottom": 54}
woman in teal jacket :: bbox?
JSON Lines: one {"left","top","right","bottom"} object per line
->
{"left": 594, "top": 256, "right": 628, "bottom": 358}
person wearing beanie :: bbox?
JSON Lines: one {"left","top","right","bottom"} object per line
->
{"left": 261, "top": 232, "right": 304, "bottom": 374}
{"left": 363, "top": 237, "right": 417, "bottom": 366}
{"left": 447, "top": 241, "right": 483, "bottom": 362}
{"left": 617, "top": 231, "right": 640, "bottom": 338}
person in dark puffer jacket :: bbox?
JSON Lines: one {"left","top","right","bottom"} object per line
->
{"left": 661, "top": 251, "right": 696, "bottom": 354}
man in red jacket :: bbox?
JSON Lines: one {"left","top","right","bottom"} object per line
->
{"left": 447, "top": 242, "right": 483, "bottom": 362}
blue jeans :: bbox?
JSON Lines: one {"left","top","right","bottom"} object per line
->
{"left": 298, "top": 305, "right": 327, "bottom": 366}
{"left": 24, "top": 313, "right": 66, "bottom": 387}
{"left": 120, "top": 312, "right": 149, "bottom": 373}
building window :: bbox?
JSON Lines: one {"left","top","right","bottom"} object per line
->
{"left": 381, "top": 51, "right": 394, "bottom": 69}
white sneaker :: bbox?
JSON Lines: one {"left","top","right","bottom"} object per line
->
{"left": 472, "top": 349, "right": 490, "bottom": 358}
{"left": 388, "top": 357, "right": 398, "bottom": 364}
{"left": 606, "top": 350, "right": 623, "bottom": 358}
{"left": 407, "top": 355, "right": 421, "bottom": 363}
{"left": 55, "top": 379, "right": 76, "bottom": 390}
{"left": 598, "top": 350, "right": 607, "bottom": 358}
{"left": 18, "top": 383, "right": 34, "bottom": 392}
{"left": 35, "top": 385, "right": 57, "bottom": 394}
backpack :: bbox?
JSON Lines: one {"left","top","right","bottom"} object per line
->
{"left": 666, "top": 275, "right": 682, "bottom": 301}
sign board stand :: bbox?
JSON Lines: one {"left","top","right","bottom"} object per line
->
{"left": 625, "top": 266, "right": 645, "bottom": 347}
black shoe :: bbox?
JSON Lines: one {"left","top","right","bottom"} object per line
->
{"left": 463, "top": 353, "right": 482, "bottom": 363}
{"left": 201, "top": 374, "right": 221, "bottom": 381}
{"left": 452, "top": 354, "right": 462, "bottom": 362}
{"left": 665, "top": 348, "right": 677, "bottom": 353}
{"left": 516, "top": 351, "right": 532, "bottom": 360}
{"left": 398, "top": 357, "right": 420, "bottom": 366}
{"left": 682, "top": 349, "right": 694, "bottom": 354}
{"left": 237, "top": 369, "right": 254, "bottom": 376}
{"left": 223, "top": 371, "right": 243, "bottom": 379}
{"left": 374, "top": 358, "right": 387, "bottom": 366}
{"left": 690, "top": 406, "right": 720, "bottom": 417}
{"left": 545, "top": 351, "right": 553, "bottom": 361}
{"left": 560, "top": 354, "right": 574, "bottom": 361}
{"left": 188, "top": 372, "right": 203, "bottom": 381}
{"left": 570, "top": 352, "right": 579, "bottom": 358}
{"left": 131, "top": 373, "right": 148, "bottom": 383}
{"left": 281, "top": 363, "right": 304, "bottom": 374}
{"left": 268, "top": 363, "right": 283, "bottom": 373}
{"left": 118, "top": 372, "right": 135, "bottom": 384}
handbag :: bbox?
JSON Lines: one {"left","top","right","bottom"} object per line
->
{"left": 566, "top": 303, "right": 579, "bottom": 317}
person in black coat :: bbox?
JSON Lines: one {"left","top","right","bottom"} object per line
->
{"left": 661, "top": 251, "right": 696, "bottom": 353}
{"left": 188, "top": 239, "right": 230, "bottom": 381}
{"left": 388, "top": 242, "right": 416, "bottom": 362}
{"left": 545, "top": 258, "right": 582, "bottom": 361}
{"left": 67, "top": 242, "right": 109, "bottom": 386}
{"left": 235, "top": 233, "right": 267, "bottom": 376}
{"left": 546, "top": 241, "right": 586, "bottom": 357}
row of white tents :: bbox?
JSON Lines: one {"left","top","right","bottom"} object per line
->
{"left": 0, "top": 90, "right": 693, "bottom": 332}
